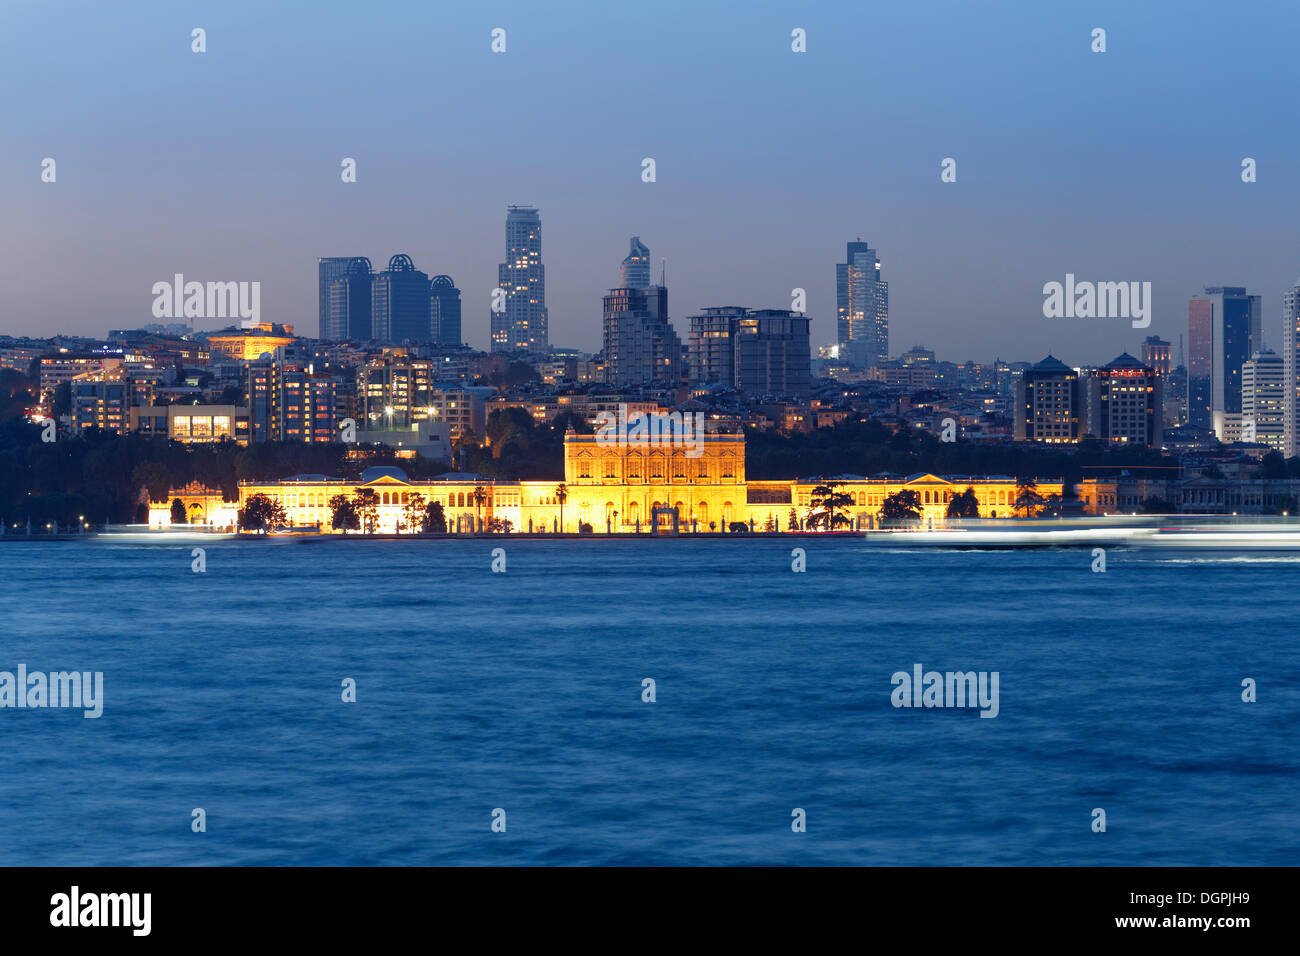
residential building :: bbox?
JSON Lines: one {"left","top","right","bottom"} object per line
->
{"left": 734, "top": 310, "right": 812, "bottom": 397}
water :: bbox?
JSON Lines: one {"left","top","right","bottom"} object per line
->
{"left": 0, "top": 537, "right": 1296, "bottom": 866}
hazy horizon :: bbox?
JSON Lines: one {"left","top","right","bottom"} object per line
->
{"left": 4, "top": 0, "right": 1298, "bottom": 364}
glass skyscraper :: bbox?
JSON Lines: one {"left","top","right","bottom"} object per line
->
{"left": 1187, "top": 286, "right": 1261, "bottom": 439}
{"left": 430, "top": 275, "right": 462, "bottom": 346}
{"left": 325, "top": 257, "right": 373, "bottom": 342}
{"left": 492, "top": 206, "right": 549, "bottom": 353}
{"left": 319, "top": 256, "right": 364, "bottom": 340}
{"left": 835, "top": 239, "right": 889, "bottom": 367}
{"left": 620, "top": 237, "right": 651, "bottom": 289}
{"left": 371, "top": 254, "right": 431, "bottom": 344}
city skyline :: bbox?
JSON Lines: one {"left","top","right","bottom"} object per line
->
{"left": 5, "top": 1, "right": 1299, "bottom": 363}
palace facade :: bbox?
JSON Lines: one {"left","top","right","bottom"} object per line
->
{"left": 148, "top": 427, "right": 1064, "bottom": 532}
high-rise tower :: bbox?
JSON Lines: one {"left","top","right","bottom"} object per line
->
{"left": 619, "top": 237, "right": 651, "bottom": 290}
{"left": 430, "top": 275, "right": 462, "bottom": 346}
{"left": 492, "top": 206, "right": 549, "bottom": 353}
{"left": 325, "top": 257, "right": 373, "bottom": 341}
{"left": 1187, "top": 286, "right": 1262, "bottom": 440}
{"left": 371, "top": 254, "right": 431, "bottom": 343}
{"left": 835, "top": 239, "right": 888, "bottom": 367}
{"left": 1282, "top": 278, "right": 1300, "bottom": 456}
{"left": 319, "top": 256, "right": 364, "bottom": 340}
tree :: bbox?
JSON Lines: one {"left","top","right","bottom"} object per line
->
{"left": 807, "top": 481, "right": 854, "bottom": 531}
{"left": 402, "top": 492, "right": 427, "bottom": 534}
{"left": 426, "top": 500, "right": 447, "bottom": 533}
{"left": 238, "top": 493, "right": 287, "bottom": 534}
{"left": 1013, "top": 480, "right": 1045, "bottom": 518}
{"left": 52, "top": 381, "right": 72, "bottom": 418}
{"left": 471, "top": 485, "right": 488, "bottom": 532}
{"left": 555, "top": 482, "right": 568, "bottom": 532}
{"left": 133, "top": 461, "right": 173, "bottom": 503}
{"left": 352, "top": 488, "right": 379, "bottom": 534}
{"left": 170, "top": 497, "right": 186, "bottom": 524}
{"left": 879, "top": 489, "right": 922, "bottom": 524}
{"left": 329, "top": 493, "right": 359, "bottom": 533}
{"left": 1257, "top": 450, "right": 1287, "bottom": 480}
{"left": 1272, "top": 494, "right": 1298, "bottom": 516}
{"left": 946, "top": 486, "right": 980, "bottom": 519}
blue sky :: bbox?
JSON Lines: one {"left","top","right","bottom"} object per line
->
{"left": 3, "top": 0, "right": 1298, "bottom": 363}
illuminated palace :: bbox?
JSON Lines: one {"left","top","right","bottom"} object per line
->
{"left": 150, "top": 426, "right": 1063, "bottom": 532}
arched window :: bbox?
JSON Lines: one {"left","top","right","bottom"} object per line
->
{"left": 627, "top": 501, "right": 640, "bottom": 525}
{"left": 722, "top": 502, "right": 734, "bottom": 526}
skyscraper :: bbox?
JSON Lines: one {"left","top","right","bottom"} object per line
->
{"left": 325, "top": 257, "right": 373, "bottom": 342}
{"left": 620, "top": 237, "right": 650, "bottom": 289}
{"left": 602, "top": 285, "right": 681, "bottom": 386}
{"left": 430, "top": 275, "right": 462, "bottom": 346}
{"left": 1282, "top": 279, "right": 1300, "bottom": 457}
{"left": 1187, "top": 286, "right": 1262, "bottom": 440}
{"left": 835, "top": 239, "right": 888, "bottom": 367}
{"left": 371, "top": 254, "right": 431, "bottom": 343}
{"left": 493, "top": 206, "right": 548, "bottom": 353}
{"left": 1242, "top": 349, "right": 1286, "bottom": 453}
{"left": 318, "top": 256, "right": 363, "bottom": 340}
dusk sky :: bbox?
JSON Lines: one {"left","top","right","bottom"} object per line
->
{"left": 4, "top": 0, "right": 1298, "bottom": 363}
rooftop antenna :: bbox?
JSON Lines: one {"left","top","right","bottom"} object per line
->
{"left": 660, "top": 257, "right": 666, "bottom": 286}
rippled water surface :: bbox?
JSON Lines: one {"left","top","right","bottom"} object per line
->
{"left": 0, "top": 537, "right": 1295, "bottom": 865}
